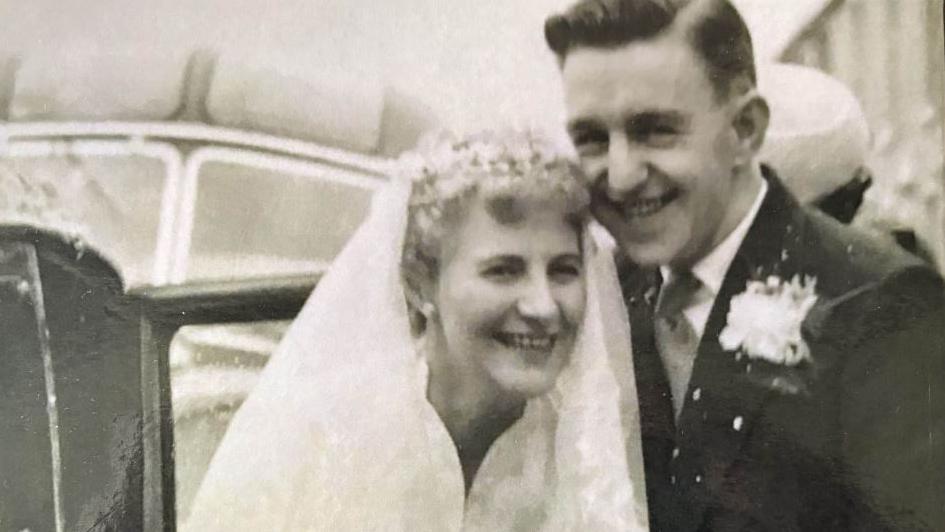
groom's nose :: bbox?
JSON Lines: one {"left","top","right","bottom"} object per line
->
{"left": 605, "top": 136, "right": 649, "bottom": 200}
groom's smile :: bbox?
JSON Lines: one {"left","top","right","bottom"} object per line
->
{"left": 595, "top": 186, "right": 682, "bottom": 220}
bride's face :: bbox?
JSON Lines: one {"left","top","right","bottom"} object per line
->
{"left": 432, "top": 193, "right": 586, "bottom": 399}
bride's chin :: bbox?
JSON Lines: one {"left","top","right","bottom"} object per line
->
{"left": 492, "top": 360, "right": 567, "bottom": 399}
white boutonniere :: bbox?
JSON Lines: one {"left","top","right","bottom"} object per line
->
{"left": 719, "top": 274, "right": 819, "bottom": 366}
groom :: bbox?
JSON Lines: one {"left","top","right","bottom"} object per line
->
{"left": 544, "top": 0, "right": 945, "bottom": 530}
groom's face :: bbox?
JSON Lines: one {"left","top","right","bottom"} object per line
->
{"left": 561, "top": 34, "right": 745, "bottom": 268}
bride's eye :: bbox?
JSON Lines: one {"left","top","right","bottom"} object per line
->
{"left": 548, "top": 256, "right": 582, "bottom": 283}
{"left": 480, "top": 257, "right": 525, "bottom": 282}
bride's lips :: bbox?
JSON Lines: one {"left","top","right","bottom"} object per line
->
{"left": 494, "top": 332, "right": 557, "bottom": 353}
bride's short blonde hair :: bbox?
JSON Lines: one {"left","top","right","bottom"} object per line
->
{"left": 398, "top": 129, "right": 590, "bottom": 327}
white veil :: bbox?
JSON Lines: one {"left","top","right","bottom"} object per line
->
{"left": 185, "top": 176, "right": 649, "bottom": 531}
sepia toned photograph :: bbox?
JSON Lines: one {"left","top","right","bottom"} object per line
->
{"left": 1, "top": 0, "right": 943, "bottom": 530}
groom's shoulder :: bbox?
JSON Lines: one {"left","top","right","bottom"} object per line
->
{"left": 789, "top": 205, "right": 944, "bottom": 354}
{"left": 786, "top": 206, "right": 944, "bottom": 391}
{"left": 794, "top": 204, "right": 940, "bottom": 297}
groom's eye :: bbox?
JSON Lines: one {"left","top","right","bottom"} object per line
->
{"left": 642, "top": 126, "right": 680, "bottom": 147}
{"left": 568, "top": 126, "right": 608, "bottom": 156}
{"left": 629, "top": 114, "right": 686, "bottom": 148}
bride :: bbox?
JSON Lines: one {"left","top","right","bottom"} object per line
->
{"left": 185, "top": 130, "right": 648, "bottom": 531}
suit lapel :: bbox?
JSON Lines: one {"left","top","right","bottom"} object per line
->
{"left": 671, "top": 171, "right": 806, "bottom": 531}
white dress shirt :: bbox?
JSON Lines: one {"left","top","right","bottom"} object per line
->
{"left": 660, "top": 178, "right": 769, "bottom": 340}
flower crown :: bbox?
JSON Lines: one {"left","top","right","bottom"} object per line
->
{"left": 396, "top": 129, "right": 587, "bottom": 243}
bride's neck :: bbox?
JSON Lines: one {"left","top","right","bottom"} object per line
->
{"left": 427, "top": 344, "right": 525, "bottom": 495}
{"left": 423, "top": 335, "right": 525, "bottom": 488}
{"left": 425, "top": 343, "right": 524, "bottom": 443}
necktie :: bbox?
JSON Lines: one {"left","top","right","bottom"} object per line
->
{"left": 654, "top": 270, "right": 704, "bottom": 419}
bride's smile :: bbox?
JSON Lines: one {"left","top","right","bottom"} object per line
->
{"left": 493, "top": 331, "right": 556, "bottom": 352}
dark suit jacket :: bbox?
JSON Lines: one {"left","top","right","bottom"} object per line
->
{"left": 621, "top": 170, "right": 945, "bottom": 531}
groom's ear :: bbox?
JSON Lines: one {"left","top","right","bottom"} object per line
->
{"left": 731, "top": 91, "right": 770, "bottom": 167}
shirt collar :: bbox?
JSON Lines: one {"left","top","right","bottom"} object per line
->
{"left": 661, "top": 178, "right": 768, "bottom": 297}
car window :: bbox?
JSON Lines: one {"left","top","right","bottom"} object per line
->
{"left": 0, "top": 141, "right": 175, "bottom": 288}
{"left": 171, "top": 148, "right": 379, "bottom": 283}
{"left": 169, "top": 320, "right": 290, "bottom": 523}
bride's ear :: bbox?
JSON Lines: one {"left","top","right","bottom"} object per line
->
{"left": 407, "top": 299, "right": 437, "bottom": 337}
{"left": 419, "top": 301, "right": 437, "bottom": 322}
{"left": 402, "top": 252, "right": 440, "bottom": 334}
{"left": 403, "top": 274, "right": 438, "bottom": 335}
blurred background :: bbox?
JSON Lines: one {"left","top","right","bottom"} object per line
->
{"left": 1, "top": 0, "right": 942, "bottom": 527}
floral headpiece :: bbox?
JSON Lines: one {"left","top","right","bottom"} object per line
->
{"left": 396, "top": 129, "right": 587, "bottom": 245}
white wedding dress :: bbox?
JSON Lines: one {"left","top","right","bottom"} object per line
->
{"left": 184, "top": 177, "right": 649, "bottom": 531}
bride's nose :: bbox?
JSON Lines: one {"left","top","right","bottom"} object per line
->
{"left": 515, "top": 276, "right": 560, "bottom": 325}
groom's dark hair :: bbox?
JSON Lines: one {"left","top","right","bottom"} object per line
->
{"left": 544, "top": 0, "right": 756, "bottom": 102}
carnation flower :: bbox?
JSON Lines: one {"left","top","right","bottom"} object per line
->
{"left": 719, "top": 274, "right": 818, "bottom": 366}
